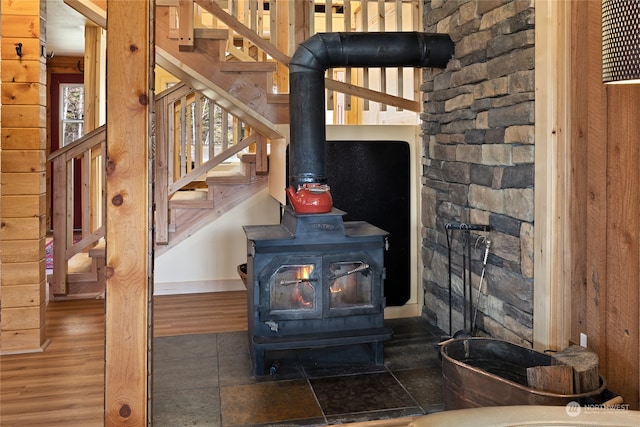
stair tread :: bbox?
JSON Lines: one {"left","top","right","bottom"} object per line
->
{"left": 170, "top": 189, "right": 209, "bottom": 201}
{"left": 207, "top": 170, "right": 245, "bottom": 178}
{"left": 169, "top": 189, "right": 214, "bottom": 209}
{"left": 88, "top": 240, "right": 105, "bottom": 258}
{"left": 68, "top": 253, "right": 93, "bottom": 274}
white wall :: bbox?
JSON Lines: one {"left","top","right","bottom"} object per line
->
{"left": 153, "top": 187, "right": 281, "bottom": 293}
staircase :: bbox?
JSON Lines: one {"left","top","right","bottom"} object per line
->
{"left": 50, "top": 0, "right": 424, "bottom": 298}
{"left": 159, "top": 151, "right": 269, "bottom": 256}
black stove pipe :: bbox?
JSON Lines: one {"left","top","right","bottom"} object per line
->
{"left": 288, "top": 32, "right": 454, "bottom": 189}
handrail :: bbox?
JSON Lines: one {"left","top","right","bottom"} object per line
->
{"left": 48, "top": 125, "right": 106, "bottom": 295}
{"left": 47, "top": 125, "right": 106, "bottom": 162}
{"left": 167, "top": 134, "right": 256, "bottom": 195}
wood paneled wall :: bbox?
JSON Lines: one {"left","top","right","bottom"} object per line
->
{"left": 0, "top": 0, "right": 48, "bottom": 354}
{"left": 571, "top": 0, "right": 640, "bottom": 409}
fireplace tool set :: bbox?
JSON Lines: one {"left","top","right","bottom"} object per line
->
{"left": 443, "top": 222, "right": 491, "bottom": 341}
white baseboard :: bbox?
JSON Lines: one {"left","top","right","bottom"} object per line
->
{"left": 384, "top": 303, "right": 421, "bottom": 319}
{"left": 153, "top": 279, "right": 245, "bottom": 296}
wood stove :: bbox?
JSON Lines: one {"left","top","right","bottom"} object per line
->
{"left": 241, "top": 32, "right": 453, "bottom": 375}
{"left": 243, "top": 207, "right": 391, "bottom": 375}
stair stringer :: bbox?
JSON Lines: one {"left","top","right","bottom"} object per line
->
{"left": 155, "top": 175, "right": 268, "bottom": 257}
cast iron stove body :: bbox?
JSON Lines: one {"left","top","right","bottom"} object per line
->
{"left": 243, "top": 206, "right": 391, "bottom": 375}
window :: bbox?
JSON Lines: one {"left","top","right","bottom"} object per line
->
{"left": 60, "top": 83, "right": 85, "bottom": 146}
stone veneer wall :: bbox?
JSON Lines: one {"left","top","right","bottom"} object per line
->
{"left": 421, "top": 0, "right": 535, "bottom": 346}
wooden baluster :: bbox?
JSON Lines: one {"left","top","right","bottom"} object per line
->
{"left": 222, "top": 107, "right": 230, "bottom": 152}
{"left": 274, "top": 0, "right": 289, "bottom": 94}
{"left": 82, "top": 150, "right": 92, "bottom": 241}
{"left": 186, "top": 99, "right": 194, "bottom": 174}
{"left": 378, "top": 0, "right": 386, "bottom": 111}
{"left": 51, "top": 156, "right": 68, "bottom": 294}
{"left": 344, "top": 0, "right": 352, "bottom": 112}
{"left": 100, "top": 141, "right": 107, "bottom": 233}
{"left": 194, "top": 95, "right": 203, "bottom": 168}
{"left": 66, "top": 158, "right": 74, "bottom": 254}
{"left": 326, "top": 0, "right": 334, "bottom": 111}
{"left": 396, "top": 0, "right": 404, "bottom": 111}
{"left": 412, "top": 0, "right": 420, "bottom": 105}
{"left": 155, "top": 96, "right": 170, "bottom": 245}
{"left": 361, "top": 0, "right": 370, "bottom": 110}
{"left": 206, "top": 99, "right": 214, "bottom": 160}
{"left": 257, "top": 133, "right": 268, "bottom": 174}
{"left": 294, "top": 0, "right": 312, "bottom": 46}
{"left": 168, "top": 5, "right": 179, "bottom": 39}
{"left": 179, "top": 96, "right": 187, "bottom": 178}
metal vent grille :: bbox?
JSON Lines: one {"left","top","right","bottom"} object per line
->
{"left": 602, "top": 0, "right": 640, "bottom": 83}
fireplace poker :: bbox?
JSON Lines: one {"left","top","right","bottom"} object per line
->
{"left": 472, "top": 238, "right": 491, "bottom": 334}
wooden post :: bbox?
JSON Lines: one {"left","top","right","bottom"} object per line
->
{"left": 0, "top": 0, "right": 49, "bottom": 355}
{"left": 104, "top": 0, "right": 151, "bottom": 425}
{"left": 84, "top": 25, "right": 105, "bottom": 133}
{"left": 533, "top": 0, "right": 572, "bottom": 352}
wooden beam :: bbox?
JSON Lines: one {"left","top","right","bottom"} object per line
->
{"left": 178, "top": 0, "right": 195, "bottom": 51}
{"left": 104, "top": 0, "right": 151, "bottom": 425}
{"left": 84, "top": 25, "right": 104, "bottom": 132}
{"left": 533, "top": 0, "right": 572, "bottom": 352}
{"left": 64, "top": 0, "right": 106, "bottom": 28}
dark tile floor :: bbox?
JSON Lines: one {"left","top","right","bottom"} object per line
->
{"left": 153, "top": 317, "right": 445, "bottom": 427}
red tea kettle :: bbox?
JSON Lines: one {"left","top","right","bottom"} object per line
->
{"left": 286, "top": 183, "right": 333, "bottom": 214}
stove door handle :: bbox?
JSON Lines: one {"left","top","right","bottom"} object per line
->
{"left": 279, "top": 278, "right": 318, "bottom": 286}
{"left": 328, "top": 262, "right": 370, "bottom": 281}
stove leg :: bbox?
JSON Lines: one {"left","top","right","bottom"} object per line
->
{"left": 373, "top": 341, "right": 384, "bottom": 365}
{"left": 254, "top": 347, "right": 266, "bottom": 376}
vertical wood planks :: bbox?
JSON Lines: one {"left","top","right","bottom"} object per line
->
{"left": 605, "top": 84, "right": 640, "bottom": 409}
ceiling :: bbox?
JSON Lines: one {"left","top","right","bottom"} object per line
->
{"left": 45, "top": 0, "right": 87, "bottom": 57}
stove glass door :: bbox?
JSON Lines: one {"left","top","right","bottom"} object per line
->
{"left": 328, "top": 261, "right": 373, "bottom": 308}
{"left": 259, "top": 255, "right": 323, "bottom": 320}
{"left": 325, "top": 252, "right": 382, "bottom": 316}
{"left": 271, "top": 263, "right": 317, "bottom": 311}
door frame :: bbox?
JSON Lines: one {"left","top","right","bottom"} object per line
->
{"left": 49, "top": 73, "right": 85, "bottom": 231}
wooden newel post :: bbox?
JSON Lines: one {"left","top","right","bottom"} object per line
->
{"left": 105, "top": 0, "right": 152, "bottom": 425}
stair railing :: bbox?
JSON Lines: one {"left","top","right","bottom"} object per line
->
{"left": 191, "top": 0, "right": 424, "bottom": 115}
{"left": 154, "top": 82, "right": 269, "bottom": 245}
{"left": 47, "top": 125, "right": 106, "bottom": 295}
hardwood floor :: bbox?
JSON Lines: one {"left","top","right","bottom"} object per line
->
{"left": 0, "top": 292, "right": 415, "bottom": 427}
{"left": 0, "top": 298, "right": 105, "bottom": 427}
{"left": 154, "top": 291, "right": 248, "bottom": 336}
{"left": 0, "top": 292, "right": 249, "bottom": 427}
